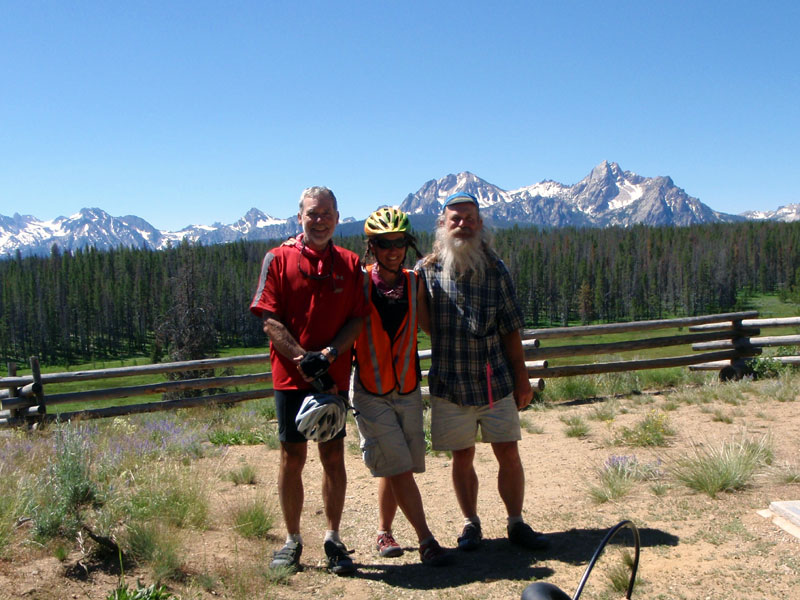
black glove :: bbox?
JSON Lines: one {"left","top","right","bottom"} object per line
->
{"left": 299, "top": 351, "right": 330, "bottom": 380}
{"left": 310, "top": 373, "right": 336, "bottom": 392}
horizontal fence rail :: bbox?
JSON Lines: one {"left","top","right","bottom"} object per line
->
{"left": 520, "top": 311, "right": 762, "bottom": 380}
{"left": 689, "top": 317, "right": 800, "bottom": 373}
{"left": 521, "top": 311, "right": 759, "bottom": 339}
{"left": 3, "top": 310, "right": 799, "bottom": 428}
{"left": 0, "top": 354, "right": 271, "bottom": 389}
{"left": 521, "top": 328, "right": 760, "bottom": 360}
{"left": 0, "top": 354, "right": 274, "bottom": 426}
{"left": 689, "top": 316, "right": 800, "bottom": 331}
{"left": 1, "top": 372, "right": 274, "bottom": 411}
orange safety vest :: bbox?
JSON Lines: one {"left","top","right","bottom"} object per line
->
{"left": 354, "top": 266, "right": 419, "bottom": 395}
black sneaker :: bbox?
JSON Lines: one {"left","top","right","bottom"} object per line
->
{"left": 420, "top": 538, "right": 451, "bottom": 566}
{"left": 270, "top": 540, "right": 302, "bottom": 571}
{"left": 507, "top": 522, "right": 549, "bottom": 551}
{"left": 457, "top": 522, "right": 482, "bottom": 551}
{"left": 324, "top": 539, "right": 356, "bottom": 575}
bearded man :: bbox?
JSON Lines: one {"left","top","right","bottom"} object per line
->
{"left": 416, "top": 192, "right": 550, "bottom": 554}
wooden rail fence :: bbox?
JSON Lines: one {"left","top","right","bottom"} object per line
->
{"left": 3, "top": 310, "right": 799, "bottom": 428}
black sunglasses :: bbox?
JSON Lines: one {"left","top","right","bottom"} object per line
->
{"left": 373, "top": 237, "right": 409, "bottom": 250}
{"left": 298, "top": 239, "right": 333, "bottom": 280}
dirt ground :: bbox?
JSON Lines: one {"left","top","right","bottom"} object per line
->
{"left": 1, "top": 381, "right": 799, "bottom": 600}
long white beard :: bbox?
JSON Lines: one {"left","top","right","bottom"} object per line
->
{"left": 436, "top": 226, "right": 490, "bottom": 277}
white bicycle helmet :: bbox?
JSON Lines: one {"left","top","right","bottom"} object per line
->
{"left": 295, "top": 393, "right": 347, "bottom": 442}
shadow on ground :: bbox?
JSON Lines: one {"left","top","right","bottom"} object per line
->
{"left": 544, "top": 526, "right": 678, "bottom": 566}
{"left": 355, "top": 538, "right": 553, "bottom": 590}
{"left": 351, "top": 526, "right": 677, "bottom": 591}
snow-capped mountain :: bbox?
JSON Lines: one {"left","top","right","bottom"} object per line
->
{"left": 171, "top": 208, "right": 300, "bottom": 245}
{"left": 0, "top": 209, "right": 167, "bottom": 257}
{"left": 400, "top": 161, "right": 739, "bottom": 227}
{"left": 1, "top": 161, "right": 795, "bottom": 258}
{"left": 741, "top": 204, "right": 800, "bottom": 223}
{"left": 0, "top": 208, "right": 303, "bottom": 257}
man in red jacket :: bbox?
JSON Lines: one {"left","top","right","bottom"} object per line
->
{"left": 250, "top": 186, "right": 369, "bottom": 575}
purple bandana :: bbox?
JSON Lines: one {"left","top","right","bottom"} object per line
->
{"left": 371, "top": 266, "right": 406, "bottom": 300}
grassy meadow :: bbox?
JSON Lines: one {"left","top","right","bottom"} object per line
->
{"left": 1, "top": 294, "right": 799, "bottom": 599}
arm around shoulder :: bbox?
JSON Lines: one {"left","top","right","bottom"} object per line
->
{"left": 327, "top": 316, "right": 365, "bottom": 359}
{"left": 416, "top": 272, "right": 431, "bottom": 334}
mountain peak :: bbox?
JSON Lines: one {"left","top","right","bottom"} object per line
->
{"left": 588, "top": 160, "right": 623, "bottom": 183}
{"left": 0, "top": 162, "right": 776, "bottom": 258}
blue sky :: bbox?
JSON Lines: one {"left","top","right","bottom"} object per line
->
{"left": 2, "top": 1, "right": 798, "bottom": 231}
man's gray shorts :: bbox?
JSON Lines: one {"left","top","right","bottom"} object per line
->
{"left": 430, "top": 392, "right": 521, "bottom": 451}
{"left": 350, "top": 378, "right": 426, "bottom": 477}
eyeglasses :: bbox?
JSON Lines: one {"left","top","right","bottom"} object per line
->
{"left": 373, "top": 237, "right": 409, "bottom": 250}
{"left": 297, "top": 239, "right": 333, "bottom": 280}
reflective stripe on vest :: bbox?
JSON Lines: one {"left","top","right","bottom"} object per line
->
{"left": 354, "top": 266, "right": 418, "bottom": 395}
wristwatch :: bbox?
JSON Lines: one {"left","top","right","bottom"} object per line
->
{"left": 324, "top": 346, "right": 338, "bottom": 362}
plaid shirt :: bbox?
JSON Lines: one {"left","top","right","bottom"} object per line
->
{"left": 419, "top": 252, "right": 525, "bottom": 406}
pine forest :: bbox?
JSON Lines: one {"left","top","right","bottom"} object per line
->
{"left": 1, "top": 221, "right": 800, "bottom": 367}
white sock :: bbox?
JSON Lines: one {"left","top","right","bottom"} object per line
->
{"left": 507, "top": 515, "right": 524, "bottom": 527}
{"left": 324, "top": 530, "right": 341, "bottom": 544}
{"left": 286, "top": 533, "right": 303, "bottom": 544}
{"left": 465, "top": 516, "right": 481, "bottom": 526}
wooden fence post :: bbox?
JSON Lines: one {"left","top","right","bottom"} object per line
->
{"left": 29, "top": 357, "right": 45, "bottom": 427}
{"left": 724, "top": 319, "right": 758, "bottom": 381}
{"left": 7, "top": 362, "right": 21, "bottom": 420}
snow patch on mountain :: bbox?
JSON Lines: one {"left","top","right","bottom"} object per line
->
{"left": 741, "top": 204, "right": 800, "bottom": 222}
{"left": 1, "top": 164, "right": 795, "bottom": 258}
{"left": 609, "top": 181, "right": 644, "bottom": 210}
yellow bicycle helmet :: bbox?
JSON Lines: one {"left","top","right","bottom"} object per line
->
{"left": 364, "top": 207, "right": 411, "bottom": 237}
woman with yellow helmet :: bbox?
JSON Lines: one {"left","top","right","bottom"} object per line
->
{"left": 351, "top": 207, "right": 449, "bottom": 566}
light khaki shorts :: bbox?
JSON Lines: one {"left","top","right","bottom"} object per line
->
{"left": 430, "top": 392, "right": 521, "bottom": 451}
{"left": 350, "top": 378, "right": 426, "bottom": 478}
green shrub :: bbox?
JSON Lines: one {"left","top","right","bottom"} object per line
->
{"left": 209, "top": 429, "right": 261, "bottom": 445}
{"left": 759, "top": 370, "right": 800, "bottom": 403}
{"left": 596, "top": 371, "right": 641, "bottom": 397}
{"left": 636, "top": 367, "right": 689, "bottom": 389}
{"left": 588, "top": 455, "right": 663, "bottom": 503}
{"left": 544, "top": 377, "right": 598, "bottom": 403}
{"left": 590, "top": 400, "right": 619, "bottom": 423}
{"left": 520, "top": 415, "right": 545, "bottom": 434}
{"left": 671, "top": 435, "right": 774, "bottom": 498}
{"left": 649, "top": 481, "right": 670, "bottom": 496}
{"left": 0, "top": 493, "right": 16, "bottom": 556}
{"left": 561, "top": 414, "right": 590, "bottom": 438}
{"left": 29, "top": 423, "right": 102, "bottom": 542}
{"left": 773, "top": 462, "right": 800, "bottom": 484}
{"left": 661, "top": 399, "right": 679, "bottom": 411}
{"left": 711, "top": 409, "right": 734, "bottom": 424}
{"left": 748, "top": 356, "right": 787, "bottom": 380}
{"left": 606, "top": 550, "right": 638, "bottom": 594}
{"left": 208, "top": 424, "right": 279, "bottom": 448}
{"left": 251, "top": 398, "right": 277, "bottom": 420}
{"left": 128, "top": 467, "right": 208, "bottom": 529}
{"left": 226, "top": 464, "right": 257, "bottom": 486}
{"left": 107, "top": 582, "right": 177, "bottom": 600}
{"left": 614, "top": 411, "right": 675, "bottom": 447}
{"left": 125, "top": 521, "right": 183, "bottom": 583}
{"left": 232, "top": 500, "right": 274, "bottom": 539}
